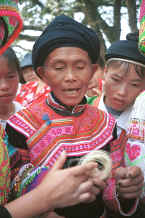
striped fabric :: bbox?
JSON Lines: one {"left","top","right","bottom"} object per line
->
{"left": 8, "top": 94, "right": 115, "bottom": 168}
{"left": 7, "top": 93, "right": 137, "bottom": 216}
{"left": 139, "top": 0, "right": 145, "bottom": 56}
{"left": 0, "top": 127, "right": 10, "bottom": 205}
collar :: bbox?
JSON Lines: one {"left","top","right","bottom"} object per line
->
{"left": 46, "top": 92, "right": 87, "bottom": 116}
{"left": 98, "top": 93, "right": 132, "bottom": 131}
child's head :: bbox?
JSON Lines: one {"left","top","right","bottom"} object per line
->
{"left": 32, "top": 15, "right": 100, "bottom": 107}
{"left": 0, "top": 47, "right": 20, "bottom": 104}
{"left": 103, "top": 32, "right": 145, "bottom": 112}
{"left": 20, "top": 53, "right": 39, "bottom": 83}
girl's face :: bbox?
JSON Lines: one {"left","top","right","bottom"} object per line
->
{"left": 22, "top": 66, "right": 39, "bottom": 82}
{"left": 0, "top": 56, "right": 19, "bottom": 104}
{"left": 104, "top": 62, "right": 145, "bottom": 111}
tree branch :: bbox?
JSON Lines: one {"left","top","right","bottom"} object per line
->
{"left": 13, "top": 44, "right": 32, "bottom": 52}
{"left": 18, "top": 34, "right": 38, "bottom": 41}
{"left": 126, "top": 0, "right": 138, "bottom": 32}
{"left": 23, "top": 25, "right": 44, "bottom": 31}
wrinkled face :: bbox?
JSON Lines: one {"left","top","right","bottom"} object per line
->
{"left": 104, "top": 62, "right": 145, "bottom": 111}
{"left": 0, "top": 56, "right": 19, "bottom": 104}
{"left": 22, "top": 66, "right": 38, "bottom": 82}
{"left": 37, "top": 47, "right": 97, "bottom": 107}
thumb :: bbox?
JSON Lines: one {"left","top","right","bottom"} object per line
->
{"left": 51, "top": 151, "right": 66, "bottom": 172}
{"left": 114, "top": 167, "right": 127, "bottom": 180}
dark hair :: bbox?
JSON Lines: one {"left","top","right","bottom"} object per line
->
{"left": 2, "top": 47, "right": 21, "bottom": 78}
{"left": 97, "top": 56, "right": 105, "bottom": 69}
{"left": 19, "top": 69, "right": 26, "bottom": 84}
{"left": 106, "top": 59, "right": 145, "bottom": 79}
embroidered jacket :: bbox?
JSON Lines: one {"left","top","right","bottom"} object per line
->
{"left": 6, "top": 92, "right": 136, "bottom": 217}
{"left": 15, "top": 81, "right": 50, "bottom": 107}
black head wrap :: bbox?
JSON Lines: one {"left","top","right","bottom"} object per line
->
{"left": 32, "top": 14, "right": 100, "bottom": 71}
{"left": 106, "top": 32, "right": 145, "bottom": 65}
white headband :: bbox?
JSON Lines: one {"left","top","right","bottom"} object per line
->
{"left": 106, "top": 58, "right": 145, "bottom": 68}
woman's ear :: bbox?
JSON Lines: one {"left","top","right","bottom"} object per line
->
{"left": 92, "top": 64, "right": 98, "bottom": 74}
{"left": 36, "top": 66, "right": 45, "bottom": 80}
{"left": 103, "top": 66, "right": 108, "bottom": 76}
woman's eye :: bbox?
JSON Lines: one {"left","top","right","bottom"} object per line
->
{"left": 55, "top": 66, "right": 64, "bottom": 70}
{"left": 76, "top": 65, "right": 84, "bottom": 69}
{"left": 112, "top": 77, "right": 120, "bottom": 82}
{"left": 131, "top": 83, "right": 139, "bottom": 87}
{"left": 7, "top": 74, "right": 16, "bottom": 79}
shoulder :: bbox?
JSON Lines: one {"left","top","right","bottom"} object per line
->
{"left": 13, "top": 101, "right": 23, "bottom": 112}
{"left": 86, "top": 104, "right": 116, "bottom": 133}
{"left": 87, "top": 104, "right": 115, "bottom": 119}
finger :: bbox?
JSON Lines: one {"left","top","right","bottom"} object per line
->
{"left": 77, "top": 179, "right": 104, "bottom": 198}
{"left": 77, "top": 180, "right": 93, "bottom": 195}
{"left": 118, "top": 183, "right": 143, "bottom": 194}
{"left": 115, "top": 167, "right": 127, "bottom": 180}
{"left": 90, "top": 185, "right": 102, "bottom": 196}
{"left": 69, "top": 162, "right": 98, "bottom": 177}
{"left": 127, "top": 166, "right": 143, "bottom": 178}
{"left": 93, "top": 178, "right": 106, "bottom": 190}
{"left": 51, "top": 151, "right": 66, "bottom": 171}
{"left": 78, "top": 192, "right": 96, "bottom": 203}
{"left": 118, "top": 189, "right": 143, "bottom": 199}
{"left": 118, "top": 176, "right": 144, "bottom": 187}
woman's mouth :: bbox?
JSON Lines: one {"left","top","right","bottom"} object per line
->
{"left": 113, "top": 98, "right": 125, "bottom": 106}
{"left": 0, "top": 94, "right": 13, "bottom": 98}
{"left": 63, "top": 88, "right": 80, "bottom": 95}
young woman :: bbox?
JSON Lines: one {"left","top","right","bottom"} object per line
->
{"left": 0, "top": 47, "right": 22, "bottom": 128}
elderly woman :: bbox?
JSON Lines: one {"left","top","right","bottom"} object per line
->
{"left": 0, "top": 3, "right": 106, "bottom": 218}
{"left": 0, "top": 0, "right": 23, "bottom": 206}
{"left": 6, "top": 15, "right": 144, "bottom": 218}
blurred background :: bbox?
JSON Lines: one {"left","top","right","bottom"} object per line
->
{"left": 14, "top": 0, "right": 140, "bottom": 60}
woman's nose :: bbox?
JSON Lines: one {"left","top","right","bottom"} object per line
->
{"left": 64, "top": 68, "right": 77, "bottom": 81}
{"left": 0, "top": 79, "right": 9, "bottom": 90}
{"left": 117, "top": 84, "right": 127, "bottom": 96}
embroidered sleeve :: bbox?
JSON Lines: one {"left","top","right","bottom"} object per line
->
{"left": 11, "top": 165, "right": 49, "bottom": 198}
{"left": 6, "top": 123, "right": 28, "bottom": 149}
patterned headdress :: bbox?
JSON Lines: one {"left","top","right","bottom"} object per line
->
{"left": 0, "top": 0, "right": 23, "bottom": 55}
{"left": 139, "top": 0, "right": 145, "bottom": 56}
